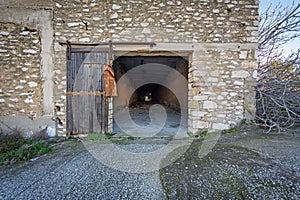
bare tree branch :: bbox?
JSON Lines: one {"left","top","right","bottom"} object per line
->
{"left": 256, "top": 2, "right": 300, "bottom": 133}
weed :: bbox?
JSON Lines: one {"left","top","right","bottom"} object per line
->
{"left": 104, "top": 133, "right": 112, "bottom": 139}
{"left": 127, "top": 136, "right": 134, "bottom": 141}
{"left": 87, "top": 133, "right": 112, "bottom": 140}
{"left": 240, "top": 119, "right": 247, "bottom": 125}
{"left": 221, "top": 128, "right": 240, "bottom": 135}
{"left": 0, "top": 138, "right": 52, "bottom": 165}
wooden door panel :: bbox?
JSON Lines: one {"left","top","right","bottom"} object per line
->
{"left": 67, "top": 50, "right": 109, "bottom": 135}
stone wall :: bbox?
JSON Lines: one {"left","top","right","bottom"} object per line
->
{"left": 0, "top": 2, "right": 55, "bottom": 136}
{"left": 0, "top": 22, "right": 42, "bottom": 118}
{"left": 189, "top": 45, "right": 257, "bottom": 133}
{"left": 53, "top": 0, "right": 258, "bottom": 134}
{"left": 0, "top": 0, "right": 258, "bottom": 135}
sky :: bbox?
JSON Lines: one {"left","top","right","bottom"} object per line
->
{"left": 259, "top": 0, "right": 300, "bottom": 54}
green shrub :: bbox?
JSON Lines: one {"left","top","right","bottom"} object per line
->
{"left": 0, "top": 135, "right": 52, "bottom": 165}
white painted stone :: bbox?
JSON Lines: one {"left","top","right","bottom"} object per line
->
{"left": 28, "top": 81, "right": 38, "bottom": 88}
{"left": 193, "top": 95, "right": 208, "bottom": 100}
{"left": 193, "top": 121, "right": 209, "bottom": 129}
{"left": 0, "top": 32, "right": 9, "bottom": 36}
{"left": 232, "top": 70, "right": 250, "bottom": 78}
{"left": 230, "top": 92, "right": 238, "bottom": 96}
{"left": 141, "top": 22, "right": 149, "bottom": 27}
{"left": 203, "top": 101, "right": 218, "bottom": 109}
{"left": 90, "top": 3, "right": 97, "bottom": 7}
{"left": 216, "top": 114, "right": 226, "bottom": 118}
{"left": 186, "top": 7, "right": 194, "bottom": 11}
{"left": 207, "top": 77, "right": 218, "bottom": 82}
{"left": 231, "top": 60, "right": 239, "bottom": 65}
{"left": 191, "top": 111, "right": 207, "bottom": 117}
{"left": 32, "top": 40, "right": 39, "bottom": 44}
{"left": 232, "top": 102, "right": 238, "bottom": 106}
{"left": 20, "top": 31, "right": 30, "bottom": 36}
{"left": 147, "top": 17, "right": 154, "bottom": 22}
{"left": 124, "top": 18, "right": 132, "bottom": 22}
{"left": 8, "top": 104, "right": 15, "bottom": 108}
{"left": 239, "top": 51, "right": 247, "bottom": 59}
{"left": 79, "top": 38, "right": 90, "bottom": 42}
{"left": 20, "top": 80, "right": 26, "bottom": 83}
{"left": 0, "top": 99, "right": 5, "bottom": 103}
{"left": 0, "top": 89, "right": 2, "bottom": 92}
{"left": 56, "top": 3, "right": 62, "bottom": 8}
{"left": 0, "top": 49, "right": 7, "bottom": 52}
{"left": 252, "top": 70, "right": 257, "bottom": 78}
{"left": 67, "top": 22, "right": 80, "bottom": 27}
{"left": 9, "top": 98, "right": 18, "bottom": 102}
{"left": 22, "top": 67, "right": 28, "bottom": 72}
{"left": 217, "top": 95, "right": 224, "bottom": 100}
{"left": 110, "top": 13, "right": 118, "bottom": 19}
{"left": 47, "top": 127, "right": 56, "bottom": 137}
{"left": 212, "top": 9, "right": 219, "bottom": 13}
{"left": 23, "top": 49, "right": 37, "bottom": 54}
{"left": 93, "top": 17, "right": 100, "bottom": 21}
{"left": 212, "top": 123, "right": 230, "bottom": 130}
{"left": 217, "top": 82, "right": 226, "bottom": 86}
{"left": 24, "top": 98, "right": 33, "bottom": 103}
{"left": 233, "top": 80, "right": 244, "bottom": 85}
{"left": 112, "top": 4, "right": 121, "bottom": 10}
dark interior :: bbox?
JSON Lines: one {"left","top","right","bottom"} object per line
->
{"left": 113, "top": 56, "right": 188, "bottom": 109}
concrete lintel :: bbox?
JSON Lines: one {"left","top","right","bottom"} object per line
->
{"left": 113, "top": 42, "right": 258, "bottom": 52}
{"left": 0, "top": 0, "right": 53, "bottom": 9}
{"left": 1, "top": 7, "right": 55, "bottom": 116}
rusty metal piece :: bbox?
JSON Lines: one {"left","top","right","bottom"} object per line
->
{"left": 103, "top": 64, "right": 117, "bottom": 97}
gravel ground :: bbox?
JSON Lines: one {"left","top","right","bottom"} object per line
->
{"left": 0, "top": 140, "right": 166, "bottom": 199}
{"left": 0, "top": 128, "right": 299, "bottom": 199}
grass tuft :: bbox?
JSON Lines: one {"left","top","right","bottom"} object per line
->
{"left": 0, "top": 134, "right": 52, "bottom": 165}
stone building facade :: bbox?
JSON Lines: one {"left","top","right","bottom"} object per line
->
{"left": 0, "top": 0, "right": 258, "bottom": 136}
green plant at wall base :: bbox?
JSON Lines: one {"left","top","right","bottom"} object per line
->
{"left": 127, "top": 136, "right": 134, "bottom": 141}
{"left": 240, "top": 119, "right": 247, "bottom": 125}
{"left": 87, "top": 133, "right": 112, "bottom": 140}
{"left": 221, "top": 128, "right": 240, "bottom": 135}
{"left": 0, "top": 139, "right": 52, "bottom": 165}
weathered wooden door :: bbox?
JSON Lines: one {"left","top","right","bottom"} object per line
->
{"left": 66, "top": 48, "right": 109, "bottom": 135}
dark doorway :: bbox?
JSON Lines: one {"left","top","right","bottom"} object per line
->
{"left": 112, "top": 55, "right": 188, "bottom": 136}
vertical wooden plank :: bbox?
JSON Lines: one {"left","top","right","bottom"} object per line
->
{"left": 66, "top": 49, "right": 109, "bottom": 135}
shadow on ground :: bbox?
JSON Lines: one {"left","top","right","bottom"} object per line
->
{"left": 159, "top": 130, "right": 300, "bottom": 199}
